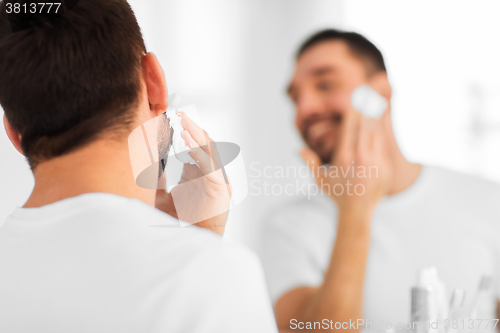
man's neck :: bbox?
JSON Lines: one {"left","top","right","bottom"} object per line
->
{"left": 388, "top": 149, "right": 422, "bottom": 196}
{"left": 24, "top": 139, "right": 156, "bottom": 208}
{"left": 385, "top": 123, "right": 422, "bottom": 196}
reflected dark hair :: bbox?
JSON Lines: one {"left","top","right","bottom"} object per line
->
{"left": 297, "top": 29, "right": 386, "bottom": 75}
{"left": 0, "top": 0, "right": 147, "bottom": 168}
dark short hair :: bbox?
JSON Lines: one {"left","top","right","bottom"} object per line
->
{"left": 297, "top": 29, "right": 386, "bottom": 75}
{"left": 0, "top": 0, "right": 147, "bottom": 168}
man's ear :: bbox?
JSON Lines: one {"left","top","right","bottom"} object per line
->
{"left": 3, "top": 115, "right": 24, "bottom": 156}
{"left": 142, "top": 52, "right": 168, "bottom": 117}
{"left": 368, "top": 71, "right": 392, "bottom": 101}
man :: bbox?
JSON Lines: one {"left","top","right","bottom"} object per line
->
{"left": 0, "top": 1, "right": 277, "bottom": 332}
{"left": 259, "top": 29, "right": 500, "bottom": 331}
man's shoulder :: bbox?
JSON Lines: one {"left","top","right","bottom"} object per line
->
{"left": 185, "top": 241, "right": 265, "bottom": 278}
{"left": 75, "top": 196, "right": 263, "bottom": 285}
{"left": 428, "top": 165, "right": 500, "bottom": 199}
{"left": 263, "top": 195, "right": 336, "bottom": 235}
{"left": 418, "top": 165, "right": 500, "bottom": 221}
{"left": 42, "top": 194, "right": 234, "bottom": 270}
{"left": 431, "top": 165, "right": 499, "bottom": 186}
{"left": 171, "top": 240, "right": 277, "bottom": 332}
{"left": 86, "top": 194, "right": 222, "bottom": 242}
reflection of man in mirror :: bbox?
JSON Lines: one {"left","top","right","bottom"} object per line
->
{"left": 259, "top": 29, "right": 500, "bottom": 330}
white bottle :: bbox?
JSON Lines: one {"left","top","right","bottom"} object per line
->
{"left": 411, "top": 267, "right": 448, "bottom": 333}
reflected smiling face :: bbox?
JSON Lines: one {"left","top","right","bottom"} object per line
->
{"left": 288, "top": 40, "right": 370, "bottom": 164}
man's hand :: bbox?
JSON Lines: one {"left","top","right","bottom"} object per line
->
{"left": 155, "top": 111, "right": 232, "bottom": 236}
{"left": 300, "top": 109, "right": 392, "bottom": 218}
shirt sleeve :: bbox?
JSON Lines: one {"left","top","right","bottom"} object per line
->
{"left": 171, "top": 242, "right": 279, "bottom": 333}
{"left": 258, "top": 201, "right": 335, "bottom": 305}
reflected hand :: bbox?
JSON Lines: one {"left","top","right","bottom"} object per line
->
{"left": 300, "top": 109, "right": 392, "bottom": 218}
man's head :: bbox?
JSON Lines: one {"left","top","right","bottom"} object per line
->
{"left": 0, "top": 0, "right": 171, "bottom": 170}
{"left": 288, "top": 29, "right": 392, "bottom": 164}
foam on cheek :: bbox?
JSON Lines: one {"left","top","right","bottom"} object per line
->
{"left": 166, "top": 94, "right": 197, "bottom": 165}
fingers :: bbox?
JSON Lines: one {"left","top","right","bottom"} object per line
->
{"left": 177, "top": 111, "right": 227, "bottom": 171}
{"left": 176, "top": 111, "right": 224, "bottom": 171}
{"left": 335, "top": 109, "right": 362, "bottom": 165}
{"left": 357, "top": 117, "right": 376, "bottom": 160}
{"left": 176, "top": 111, "right": 228, "bottom": 184}
{"left": 203, "top": 130, "right": 225, "bottom": 173}
{"left": 176, "top": 111, "right": 209, "bottom": 153}
{"left": 371, "top": 119, "right": 386, "bottom": 158}
{"left": 299, "top": 147, "right": 326, "bottom": 181}
{"left": 181, "top": 129, "right": 214, "bottom": 176}
{"left": 357, "top": 117, "right": 368, "bottom": 160}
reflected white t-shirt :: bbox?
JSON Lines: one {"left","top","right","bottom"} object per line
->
{"left": 0, "top": 193, "right": 277, "bottom": 333}
{"left": 259, "top": 166, "right": 500, "bottom": 328}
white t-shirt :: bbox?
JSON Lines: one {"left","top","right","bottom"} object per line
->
{"left": 0, "top": 193, "right": 277, "bottom": 333}
{"left": 259, "top": 166, "right": 500, "bottom": 329}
